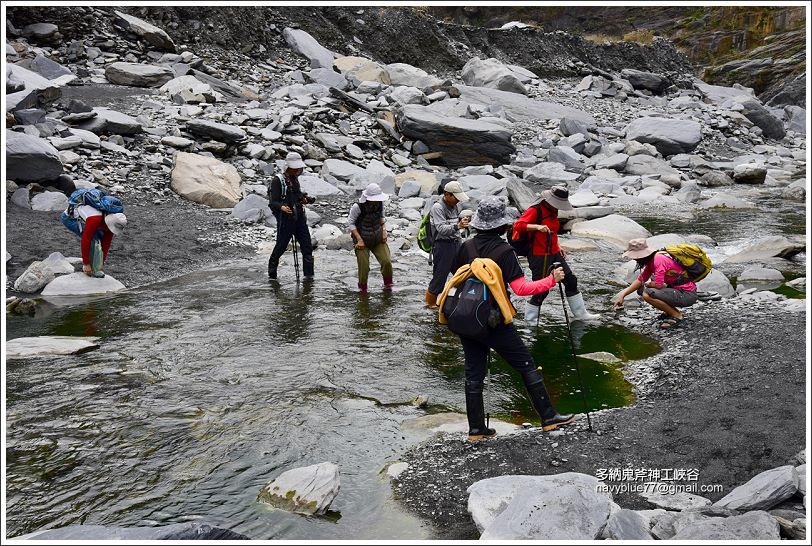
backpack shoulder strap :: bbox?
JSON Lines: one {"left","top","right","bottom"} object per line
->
{"left": 274, "top": 174, "right": 287, "bottom": 199}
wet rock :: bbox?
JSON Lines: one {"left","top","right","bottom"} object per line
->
{"left": 674, "top": 181, "right": 702, "bottom": 203}
{"left": 578, "top": 351, "right": 621, "bottom": 364}
{"left": 461, "top": 57, "right": 527, "bottom": 95}
{"left": 697, "top": 192, "right": 755, "bottom": 209}
{"left": 672, "top": 510, "right": 780, "bottom": 540}
{"left": 170, "top": 151, "right": 242, "bottom": 208}
{"left": 6, "top": 336, "right": 100, "bottom": 359}
{"left": 396, "top": 104, "right": 515, "bottom": 167}
{"left": 30, "top": 190, "right": 67, "bottom": 212}
{"left": 625, "top": 117, "right": 702, "bottom": 156}
{"left": 6, "top": 130, "right": 63, "bottom": 183}
{"left": 732, "top": 162, "right": 767, "bottom": 184}
{"left": 714, "top": 465, "right": 798, "bottom": 511}
{"left": 41, "top": 272, "right": 126, "bottom": 296}
{"left": 105, "top": 62, "right": 175, "bottom": 87}
{"left": 569, "top": 214, "right": 651, "bottom": 249}
{"left": 722, "top": 236, "right": 805, "bottom": 264}
{"left": 113, "top": 10, "right": 176, "bottom": 52}
{"left": 257, "top": 461, "right": 340, "bottom": 516}
{"left": 620, "top": 68, "right": 671, "bottom": 94}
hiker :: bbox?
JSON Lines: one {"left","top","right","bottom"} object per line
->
{"left": 75, "top": 206, "right": 127, "bottom": 278}
{"left": 444, "top": 196, "right": 576, "bottom": 440}
{"left": 614, "top": 238, "right": 699, "bottom": 329}
{"left": 512, "top": 185, "right": 599, "bottom": 323}
{"left": 458, "top": 209, "right": 474, "bottom": 240}
{"left": 348, "top": 182, "right": 393, "bottom": 294}
{"left": 425, "top": 180, "right": 470, "bottom": 309}
{"left": 268, "top": 151, "right": 316, "bottom": 281}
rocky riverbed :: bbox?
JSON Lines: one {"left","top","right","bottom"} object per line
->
{"left": 4, "top": 5, "right": 807, "bottom": 541}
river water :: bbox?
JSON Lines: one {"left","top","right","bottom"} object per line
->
{"left": 5, "top": 184, "right": 805, "bottom": 539}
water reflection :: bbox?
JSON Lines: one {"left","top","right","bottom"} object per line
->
{"left": 266, "top": 280, "right": 315, "bottom": 344}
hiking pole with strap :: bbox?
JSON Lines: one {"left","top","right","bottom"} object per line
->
{"left": 292, "top": 235, "right": 300, "bottom": 282}
{"left": 550, "top": 262, "right": 593, "bottom": 432}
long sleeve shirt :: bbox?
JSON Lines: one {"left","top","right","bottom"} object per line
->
{"left": 511, "top": 201, "right": 561, "bottom": 256}
{"left": 638, "top": 253, "right": 697, "bottom": 291}
{"left": 430, "top": 199, "right": 463, "bottom": 242}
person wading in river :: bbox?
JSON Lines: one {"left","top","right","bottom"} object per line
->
{"left": 348, "top": 182, "right": 393, "bottom": 294}
{"left": 267, "top": 151, "right": 315, "bottom": 281}
{"left": 425, "top": 180, "right": 470, "bottom": 309}
{"left": 614, "top": 238, "right": 698, "bottom": 329}
{"left": 444, "top": 196, "right": 576, "bottom": 441}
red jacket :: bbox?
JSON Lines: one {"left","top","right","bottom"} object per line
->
{"left": 512, "top": 202, "right": 561, "bottom": 256}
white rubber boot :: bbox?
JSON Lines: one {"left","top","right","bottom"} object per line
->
{"left": 566, "top": 293, "right": 600, "bottom": 322}
{"left": 524, "top": 301, "right": 540, "bottom": 323}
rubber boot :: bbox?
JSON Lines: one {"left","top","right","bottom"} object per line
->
{"left": 302, "top": 255, "right": 315, "bottom": 281}
{"left": 425, "top": 290, "right": 438, "bottom": 309}
{"left": 268, "top": 257, "right": 279, "bottom": 280}
{"left": 383, "top": 276, "right": 394, "bottom": 290}
{"left": 522, "top": 368, "right": 576, "bottom": 431}
{"left": 358, "top": 282, "right": 368, "bottom": 295}
{"left": 524, "top": 301, "right": 540, "bottom": 323}
{"left": 465, "top": 380, "right": 496, "bottom": 441}
{"left": 566, "top": 292, "right": 600, "bottom": 322}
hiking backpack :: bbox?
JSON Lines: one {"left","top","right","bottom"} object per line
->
{"left": 441, "top": 242, "right": 513, "bottom": 338}
{"left": 660, "top": 243, "right": 713, "bottom": 282}
{"left": 417, "top": 212, "right": 434, "bottom": 253}
{"left": 60, "top": 188, "right": 124, "bottom": 236}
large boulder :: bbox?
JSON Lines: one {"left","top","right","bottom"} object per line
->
{"left": 733, "top": 97, "right": 787, "bottom": 139}
{"left": 524, "top": 162, "right": 580, "bottom": 185}
{"left": 257, "top": 462, "right": 339, "bottom": 516}
{"left": 569, "top": 214, "right": 651, "bottom": 249}
{"left": 6, "top": 130, "right": 63, "bottom": 183}
{"left": 713, "top": 466, "right": 798, "bottom": 511}
{"left": 170, "top": 152, "right": 242, "bottom": 208}
{"left": 41, "top": 272, "right": 126, "bottom": 296}
{"left": 625, "top": 117, "right": 702, "bottom": 156}
{"left": 13, "top": 260, "right": 56, "bottom": 293}
{"left": 16, "top": 54, "right": 74, "bottom": 80}
{"left": 184, "top": 119, "right": 246, "bottom": 144}
{"left": 722, "top": 236, "right": 805, "bottom": 264}
{"left": 283, "top": 28, "right": 334, "bottom": 69}
{"left": 396, "top": 104, "right": 515, "bottom": 167}
{"left": 105, "top": 62, "right": 174, "bottom": 88}
{"left": 505, "top": 177, "right": 539, "bottom": 211}
{"left": 159, "top": 75, "right": 222, "bottom": 103}
{"left": 6, "top": 63, "right": 69, "bottom": 112}
{"left": 230, "top": 194, "right": 274, "bottom": 225}
{"left": 461, "top": 57, "right": 527, "bottom": 95}
{"left": 395, "top": 170, "right": 439, "bottom": 196}
{"left": 113, "top": 10, "right": 176, "bottom": 51}
{"left": 602, "top": 509, "right": 653, "bottom": 540}
{"left": 298, "top": 175, "right": 343, "bottom": 197}
{"left": 671, "top": 511, "right": 780, "bottom": 540}
{"left": 334, "top": 56, "right": 390, "bottom": 85}
{"left": 385, "top": 62, "right": 443, "bottom": 88}
{"left": 76, "top": 108, "right": 143, "bottom": 135}
{"left": 620, "top": 68, "right": 671, "bottom": 94}
{"left": 6, "top": 336, "right": 100, "bottom": 359}
{"left": 30, "top": 191, "right": 68, "bottom": 212}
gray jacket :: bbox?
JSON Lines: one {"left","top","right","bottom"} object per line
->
{"left": 430, "top": 199, "right": 463, "bottom": 242}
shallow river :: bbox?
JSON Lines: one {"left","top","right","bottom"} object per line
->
{"left": 5, "top": 185, "right": 805, "bottom": 539}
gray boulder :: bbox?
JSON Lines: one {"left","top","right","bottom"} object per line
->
{"left": 569, "top": 214, "right": 651, "bottom": 249}
{"left": 734, "top": 97, "right": 786, "bottom": 139}
{"left": 40, "top": 272, "right": 126, "bottom": 296}
{"left": 30, "top": 190, "right": 68, "bottom": 212}
{"left": 602, "top": 509, "right": 653, "bottom": 540}
{"left": 185, "top": 119, "right": 246, "bottom": 144}
{"left": 385, "top": 62, "right": 443, "bottom": 88}
{"left": 305, "top": 68, "right": 348, "bottom": 90}
{"left": 21, "top": 22, "right": 59, "bottom": 41}
{"left": 230, "top": 194, "right": 274, "bottom": 225}
{"left": 321, "top": 159, "right": 364, "bottom": 182}
{"left": 6, "top": 130, "right": 63, "bottom": 183}
{"left": 16, "top": 54, "right": 74, "bottom": 80}
{"left": 524, "top": 162, "right": 580, "bottom": 186}
{"left": 624, "top": 154, "right": 681, "bottom": 178}
{"left": 672, "top": 511, "right": 780, "bottom": 540}
{"left": 105, "top": 62, "right": 174, "bottom": 87}
{"left": 461, "top": 57, "right": 527, "bottom": 95}
{"left": 170, "top": 152, "right": 242, "bottom": 208}
{"left": 13, "top": 260, "right": 56, "bottom": 293}
{"left": 11, "top": 187, "right": 31, "bottom": 209}
{"left": 732, "top": 163, "right": 767, "bottom": 184}
{"left": 696, "top": 268, "right": 736, "bottom": 298}
{"left": 625, "top": 117, "right": 702, "bottom": 156}
{"left": 283, "top": 28, "right": 334, "bottom": 69}
{"left": 547, "top": 146, "right": 586, "bottom": 170}
{"left": 722, "top": 236, "right": 805, "bottom": 264}
{"left": 6, "top": 63, "right": 66, "bottom": 112}
{"left": 713, "top": 465, "right": 798, "bottom": 511}
{"left": 257, "top": 461, "right": 340, "bottom": 516}
{"left": 77, "top": 108, "right": 143, "bottom": 135}
{"left": 113, "top": 10, "right": 176, "bottom": 51}
{"left": 699, "top": 171, "right": 734, "bottom": 187}
{"left": 458, "top": 85, "right": 595, "bottom": 124}
{"left": 621, "top": 68, "right": 671, "bottom": 94}
{"left": 560, "top": 116, "right": 595, "bottom": 137}
{"left": 506, "top": 177, "right": 541, "bottom": 211}
{"left": 397, "top": 104, "right": 515, "bottom": 167}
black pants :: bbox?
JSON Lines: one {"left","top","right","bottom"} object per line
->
{"left": 528, "top": 253, "right": 578, "bottom": 306}
{"left": 428, "top": 239, "right": 461, "bottom": 295}
{"left": 459, "top": 323, "right": 539, "bottom": 383}
{"left": 270, "top": 213, "right": 314, "bottom": 277}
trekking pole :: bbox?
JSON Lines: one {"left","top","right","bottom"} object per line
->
{"left": 292, "top": 235, "right": 300, "bottom": 282}
{"left": 485, "top": 351, "right": 491, "bottom": 429}
{"left": 535, "top": 255, "right": 549, "bottom": 329}
{"left": 550, "top": 262, "right": 593, "bottom": 431}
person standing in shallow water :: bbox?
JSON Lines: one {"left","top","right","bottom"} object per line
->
{"left": 267, "top": 152, "right": 315, "bottom": 281}
{"left": 425, "top": 180, "right": 470, "bottom": 309}
{"left": 445, "top": 196, "right": 577, "bottom": 441}
{"left": 348, "top": 182, "right": 393, "bottom": 294}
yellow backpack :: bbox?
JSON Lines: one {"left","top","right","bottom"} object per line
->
{"left": 659, "top": 244, "right": 712, "bottom": 282}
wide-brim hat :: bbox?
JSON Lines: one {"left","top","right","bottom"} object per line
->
{"left": 469, "top": 196, "right": 510, "bottom": 230}
{"left": 285, "top": 151, "right": 305, "bottom": 170}
{"left": 623, "top": 238, "right": 655, "bottom": 259}
{"left": 535, "top": 185, "right": 573, "bottom": 211}
{"left": 442, "top": 180, "right": 469, "bottom": 203}
{"left": 105, "top": 213, "right": 127, "bottom": 236}
{"left": 360, "top": 182, "right": 389, "bottom": 203}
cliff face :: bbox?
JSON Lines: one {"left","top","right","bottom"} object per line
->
{"left": 429, "top": 6, "right": 806, "bottom": 106}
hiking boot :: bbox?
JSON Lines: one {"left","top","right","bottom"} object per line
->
{"left": 465, "top": 380, "right": 497, "bottom": 441}
{"left": 358, "top": 282, "right": 368, "bottom": 295}
{"left": 303, "top": 275, "right": 314, "bottom": 282}
{"left": 522, "top": 368, "right": 576, "bottom": 432}
{"left": 383, "top": 276, "right": 394, "bottom": 290}
{"left": 268, "top": 257, "right": 279, "bottom": 280}
{"left": 425, "top": 290, "right": 439, "bottom": 309}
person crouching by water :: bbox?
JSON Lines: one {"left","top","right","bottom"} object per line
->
{"left": 614, "top": 238, "right": 698, "bottom": 329}
{"left": 268, "top": 151, "right": 315, "bottom": 281}
{"left": 445, "top": 196, "right": 576, "bottom": 440}
{"left": 348, "top": 183, "right": 393, "bottom": 295}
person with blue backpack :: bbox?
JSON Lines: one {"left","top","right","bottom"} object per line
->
{"left": 61, "top": 188, "right": 127, "bottom": 278}
{"left": 441, "top": 196, "right": 576, "bottom": 441}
